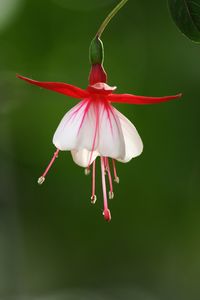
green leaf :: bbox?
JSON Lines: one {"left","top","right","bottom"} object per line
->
{"left": 168, "top": 0, "right": 200, "bottom": 42}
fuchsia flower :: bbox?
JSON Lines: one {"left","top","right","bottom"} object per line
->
{"left": 17, "top": 0, "right": 181, "bottom": 222}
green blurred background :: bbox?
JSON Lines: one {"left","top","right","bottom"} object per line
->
{"left": 0, "top": 0, "right": 200, "bottom": 299}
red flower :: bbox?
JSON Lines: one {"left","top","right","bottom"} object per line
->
{"left": 17, "top": 64, "right": 181, "bottom": 221}
{"left": 17, "top": 0, "right": 182, "bottom": 222}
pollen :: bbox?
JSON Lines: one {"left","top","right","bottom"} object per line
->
{"left": 85, "top": 168, "right": 91, "bottom": 176}
{"left": 38, "top": 176, "right": 45, "bottom": 185}
{"left": 114, "top": 177, "right": 120, "bottom": 184}
{"left": 91, "top": 195, "right": 97, "bottom": 204}
{"left": 109, "top": 191, "right": 114, "bottom": 199}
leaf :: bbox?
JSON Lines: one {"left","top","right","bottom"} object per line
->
{"left": 168, "top": 0, "right": 200, "bottom": 42}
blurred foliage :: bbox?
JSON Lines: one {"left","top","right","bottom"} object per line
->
{"left": 168, "top": 0, "right": 200, "bottom": 43}
{"left": 0, "top": 0, "right": 200, "bottom": 299}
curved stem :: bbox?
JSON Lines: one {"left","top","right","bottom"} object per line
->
{"left": 96, "top": 0, "right": 128, "bottom": 38}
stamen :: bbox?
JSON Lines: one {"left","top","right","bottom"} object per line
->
{"left": 103, "top": 157, "right": 107, "bottom": 175}
{"left": 37, "top": 149, "right": 60, "bottom": 185}
{"left": 85, "top": 167, "right": 91, "bottom": 176}
{"left": 109, "top": 191, "right": 114, "bottom": 200}
{"left": 112, "top": 159, "right": 120, "bottom": 184}
{"left": 38, "top": 176, "right": 45, "bottom": 185}
{"left": 91, "top": 160, "right": 97, "bottom": 204}
{"left": 91, "top": 195, "right": 97, "bottom": 204}
{"left": 100, "top": 157, "right": 111, "bottom": 222}
{"left": 105, "top": 158, "right": 114, "bottom": 199}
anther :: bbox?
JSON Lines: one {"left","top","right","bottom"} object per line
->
{"left": 114, "top": 176, "right": 120, "bottom": 184}
{"left": 85, "top": 168, "right": 91, "bottom": 176}
{"left": 109, "top": 191, "right": 114, "bottom": 199}
{"left": 91, "top": 195, "right": 97, "bottom": 204}
{"left": 38, "top": 176, "right": 45, "bottom": 185}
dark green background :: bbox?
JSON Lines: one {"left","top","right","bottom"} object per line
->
{"left": 0, "top": 0, "right": 200, "bottom": 299}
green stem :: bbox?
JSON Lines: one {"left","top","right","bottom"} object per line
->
{"left": 96, "top": 0, "right": 128, "bottom": 38}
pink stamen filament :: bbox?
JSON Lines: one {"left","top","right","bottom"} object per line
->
{"left": 91, "top": 160, "right": 97, "bottom": 204}
{"left": 100, "top": 157, "right": 111, "bottom": 222}
{"left": 38, "top": 149, "right": 60, "bottom": 184}
{"left": 112, "top": 159, "right": 119, "bottom": 183}
{"left": 103, "top": 157, "right": 108, "bottom": 171}
{"left": 105, "top": 158, "right": 114, "bottom": 199}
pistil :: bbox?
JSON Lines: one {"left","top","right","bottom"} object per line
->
{"left": 100, "top": 157, "right": 111, "bottom": 222}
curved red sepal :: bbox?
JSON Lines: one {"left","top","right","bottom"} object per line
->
{"left": 16, "top": 74, "right": 89, "bottom": 99}
{"left": 107, "top": 93, "right": 182, "bottom": 105}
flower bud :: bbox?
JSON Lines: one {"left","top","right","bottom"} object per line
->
{"left": 89, "top": 37, "right": 104, "bottom": 65}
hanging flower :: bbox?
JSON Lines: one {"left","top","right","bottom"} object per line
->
{"left": 17, "top": 0, "right": 181, "bottom": 222}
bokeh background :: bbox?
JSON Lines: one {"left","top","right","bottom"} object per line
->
{"left": 0, "top": 0, "right": 200, "bottom": 299}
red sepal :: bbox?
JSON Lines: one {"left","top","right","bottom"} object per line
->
{"left": 16, "top": 74, "right": 89, "bottom": 99}
{"left": 108, "top": 93, "right": 182, "bottom": 105}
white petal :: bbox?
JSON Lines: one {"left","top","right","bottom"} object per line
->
{"left": 71, "top": 149, "right": 98, "bottom": 168}
{"left": 53, "top": 100, "right": 125, "bottom": 160}
{"left": 97, "top": 104, "right": 125, "bottom": 159}
{"left": 113, "top": 108, "right": 143, "bottom": 163}
{"left": 53, "top": 100, "right": 96, "bottom": 151}
{"left": 53, "top": 99, "right": 142, "bottom": 167}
